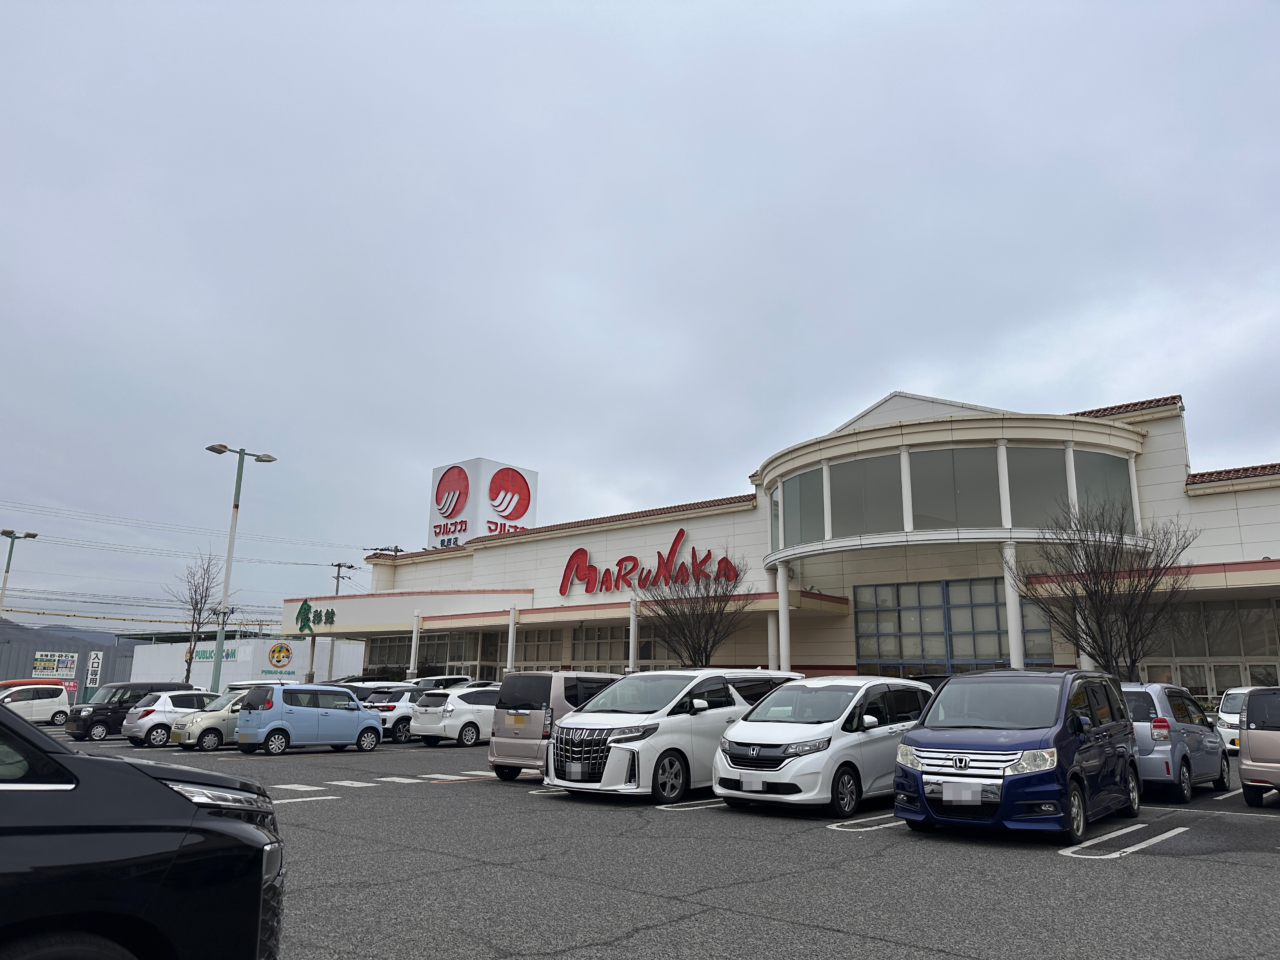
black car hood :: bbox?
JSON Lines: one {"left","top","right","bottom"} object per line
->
{"left": 119, "top": 756, "right": 269, "bottom": 797}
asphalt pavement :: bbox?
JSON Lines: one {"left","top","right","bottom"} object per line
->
{"left": 50, "top": 727, "right": 1280, "bottom": 960}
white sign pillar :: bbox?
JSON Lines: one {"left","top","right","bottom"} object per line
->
{"left": 628, "top": 599, "right": 639, "bottom": 673}
{"left": 505, "top": 606, "right": 517, "bottom": 675}
{"left": 407, "top": 610, "right": 421, "bottom": 679}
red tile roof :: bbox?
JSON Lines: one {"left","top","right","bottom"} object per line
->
{"left": 1070, "top": 395, "right": 1183, "bottom": 419}
{"left": 366, "top": 494, "right": 757, "bottom": 562}
{"left": 1186, "top": 463, "right": 1280, "bottom": 486}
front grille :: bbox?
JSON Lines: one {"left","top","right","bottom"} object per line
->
{"left": 258, "top": 873, "right": 285, "bottom": 960}
{"left": 913, "top": 747, "right": 1021, "bottom": 776}
{"left": 925, "top": 797, "right": 1001, "bottom": 822}
{"left": 726, "top": 755, "right": 788, "bottom": 771}
{"left": 553, "top": 727, "right": 611, "bottom": 783}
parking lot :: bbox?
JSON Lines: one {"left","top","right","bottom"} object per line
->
{"left": 52, "top": 727, "right": 1280, "bottom": 960}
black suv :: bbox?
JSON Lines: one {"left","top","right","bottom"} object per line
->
{"left": 0, "top": 706, "right": 283, "bottom": 959}
{"left": 65, "top": 682, "right": 194, "bottom": 742}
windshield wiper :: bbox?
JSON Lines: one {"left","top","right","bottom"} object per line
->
{"left": 588, "top": 708, "right": 639, "bottom": 714}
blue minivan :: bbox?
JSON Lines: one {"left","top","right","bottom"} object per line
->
{"left": 894, "top": 670, "right": 1139, "bottom": 844}
{"left": 236, "top": 684, "right": 383, "bottom": 755}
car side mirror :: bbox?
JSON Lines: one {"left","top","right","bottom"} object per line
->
{"left": 861, "top": 715, "right": 879, "bottom": 731}
{"left": 347, "top": 702, "right": 359, "bottom": 710}
{"left": 230, "top": 705, "right": 240, "bottom": 713}
{"left": 1070, "top": 715, "right": 1092, "bottom": 735}
{"left": 691, "top": 698, "right": 709, "bottom": 715}
{"left": 1, "top": 697, "right": 11, "bottom": 704}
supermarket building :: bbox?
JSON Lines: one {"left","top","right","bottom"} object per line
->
{"left": 282, "top": 393, "right": 1280, "bottom": 700}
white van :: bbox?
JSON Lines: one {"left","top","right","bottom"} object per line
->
{"left": 0, "top": 683, "right": 71, "bottom": 726}
{"left": 544, "top": 669, "right": 800, "bottom": 803}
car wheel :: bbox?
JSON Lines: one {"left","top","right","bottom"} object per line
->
{"left": 146, "top": 725, "right": 171, "bottom": 748}
{"left": 0, "top": 931, "right": 138, "bottom": 960}
{"left": 69, "top": 734, "right": 87, "bottom": 742}
{"left": 1213, "top": 754, "right": 1231, "bottom": 792}
{"left": 420, "top": 736, "right": 440, "bottom": 747}
{"left": 457, "top": 723, "right": 479, "bottom": 748}
{"left": 198, "top": 729, "right": 222, "bottom": 752}
{"left": 1173, "top": 760, "right": 1193, "bottom": 804}
{"left": 827, "top": 765, "right": 861, "bottom": 819}
{"left": 651, "top": 750, "right": 688, "bottom": 804}
{"left": 88, "top": 723, "right": 109, "bottom": 742}
{"left": 1242, "top": 784, "right": 1266, "bottom": 807}
{"left": 128, "top": 738, "right": 145, "bottom": 747}
{"left": 1120, "top": 765, "right": 1141, "bottom": 818}
{"left": 238, "top": 744, "right": 258, "bottom": 754}
{"left": 264, "top": 731, "right": 289, "bottom": 756}
{"left": 1060, "top": 781, "right": 1088, "bottom": 845}
{"left": 330, "top": 744, "right": 348, "bottom": 752}
{"left": 356, "top": 728, "right": 379, "bottom": 752}
{"left": 391, "top": 719, "right": 412, "bottom": 744}
{"left": 494, "top": 765, "right": 522, "bottom": 781}
{"left": 48, "top": 711, "right": 68, "bottom": 726}
{"left": 722, "top": 797, "right": 751, "bottom": 810}
{"left": 179, "top": 744, "right": 196, "bottom": 751}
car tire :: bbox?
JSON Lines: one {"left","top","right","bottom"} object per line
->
{"left": 128, "top": 738, "right": 145, "bottom": 747}
{"left": 179, "top": 744, "right": 196, "bottom": 751}
{"left": 1060, "top": 781, "right": 1088, "bottom": 845}
{"left": 88, "top": 723, "right": 109, "bottom": 742}
{"left": 264, "top": 730, "right": 289, "bottom": 756}
{"left": 494, "top": 765, "right": 522, "bottom": 781}
{"left": 146, "top": 725, "right": 171, "bottom": 748}
{"left": 722, "top": 797, "right": 751, "bottom": 810}
{"left": 827, "top": 765, "right": 861, "bottom": 819}
{"left": 0, "top": 932, "right": 138, "bottom": 960}
{"left": 356, "top": 728, "right": 379, "bottom": 752}
{"left": 420, "top": 736, "right": 440, "bottom": 747}
{"left": 1242, "top": 784, "right": 1266, "bottom": 807}
{"left": 457, "top": 723, "right": 480, "bottom": 748}
{"left": 651, "top": 750, "right": 688, "bottom": 804}
{"left": 48, "top": 711, "right": 68, "bottom": 726}
{"left": 391, "top": 719, "right": 413, "bottom": 744}
{"left": 330, "top": 744, "right": 348, "bottom": 752}
{"left": 69, "top": 734, "right": 87, "bottom": 741}
{"left": 1173, "top": 760, "right": 1193, "bottom": 804}
{"left": 1120, "top": 765, "right": 1141, "bottom": 818}
{"left": 1213, "top": 754, "right": 1231, "bottom": 791}
{"left": 198, "top": 729, "right": 222, "bottom": 752}
{"left": 238, "top": 744, "right": 258, "bottom": 754}
{"left": 905, "top": 819, "right": 935, "bottom": 833}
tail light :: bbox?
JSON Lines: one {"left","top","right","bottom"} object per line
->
{"left": 542, "top": 706, "right": 554, "bottom": 739}
{"left": 138, "top": 709, "right": 154, "bottom": 720}
{"left": 1152, "top": 718, "right": 1171, "bottom": 741}
{"left": 375, "top": 704, "right": 396, "bottom": 712}
{"left": 261, "top": 698, "right": 273, "bottom": 711}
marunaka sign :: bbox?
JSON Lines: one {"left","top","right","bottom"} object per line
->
{"left": 558, "top": 529, "right": 738, "bottom": 597}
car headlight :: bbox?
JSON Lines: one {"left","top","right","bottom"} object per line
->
{"left": 782, "top": 737, "right": 830, "bottom": 756}
{"left": 80, "top": 707, "right": 93, "bottom": 717}
{"left": 162, "top": 780, "right": 275, "bottom": 814}
{"left": 607, "top": 724, "right": 659, "bottom": 744}
{"left": 1003, "top": 749, "right": 1058, "bottom": 775}
{"left": 262, "top": 842, "right": 284, "bottom": 884}
{"left": 720, "top": 737, "right": 731, "bottom": 753}
{"left": 897, "top": 744, "right": 923, "bottom": 770}
{"left": 1219, "top": 720, "right": 1239, "bottom": 730}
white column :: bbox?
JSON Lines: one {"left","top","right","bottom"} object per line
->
{"left": 1064, "top": 442, "right": 1078, "bottom": 514}
{"left": 766, "top": 568, "right": 779, "bottom": 670}
{"left": 628, "top": 599, "right": 638, "bottom": 673}
{"left": 899, "top": 446, "right": 914, "bottom": 532}
{"left": 505, "top": 606, "right": 517, "bottom": 675}
{"left": 326, "top": 637, "right": 336, "bottom": 681}
{"left": 776, "top": 560, "right": 792, "bottom": 672}
{"left": 996, "top": 439, "right": 1012, "bottom": 528}
{"left": 1128, "top": 452, "right": 1143, "bottom": 535}
{"left": 821, "top": 459, "right": 833, "bottom": 541}
{"left": 776, "top": 482, "right": 786, "bottom": 548}
{"left": 406, "top": 609, "right": 421, "bottom": 679}
{"left": 1002, "top": 542, "right": 1025, "bottom": 670}
{"left": 1076, "top": 609, "right": 1095, "bottom": 670}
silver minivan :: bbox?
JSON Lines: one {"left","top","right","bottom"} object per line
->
{"left": 487, "top": 671, "right": 620, "bottom": 780}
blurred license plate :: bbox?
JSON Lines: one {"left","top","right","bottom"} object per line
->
{"left": 238, "top": 733, "right": 249, "bottom": 743}
{"left": 513, "top": 715, "right": 525, "bottom": 725}
{"left": 740, "top": 774, "right": 764, "bottom": 792}
{"left": 943, "top": 781, "right": 981, "bottom": 805}
{"left": 566, "top": 762, "right": 583, "bottom": 780}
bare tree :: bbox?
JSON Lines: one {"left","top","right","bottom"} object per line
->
{"left": 164, "top": 551, "right": 223, "bottom": 684}
{"left": 636, "top": 552, "right": 755, "bottom": 668}
{"left": 1008, "top": 501, "right": 1197, "bottom": 681}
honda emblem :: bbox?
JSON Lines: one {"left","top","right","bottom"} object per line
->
{"left": 749, "top": 746, "right": 760, "bottom": 758}
{"left": 952, "top": 756, "right": 969, "bottom": 770}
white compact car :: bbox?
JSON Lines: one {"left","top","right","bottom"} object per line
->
{"left": 412, "top": 687, "right": 501, "bottom": 747}
{"left": 121, "top": 690, "right": 220, "bottom": 748}
{"left": 544, "top": 669, "right": 801, "bottom": 803}
{"left": 0, "top": 683, "right": 70, "bottom": 726}
{"left": 1215, "top": 686, "right": 1259, "bottom": 753}
{"left": 365, "top": 687, "right": 425, "bottom": 744}
{"left": 712, "top": 676, "right": 935, "bottom": 817}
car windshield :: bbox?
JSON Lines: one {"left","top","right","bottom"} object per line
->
{"left": 365, "top": 691, "right": 402, "bottom": 703}
{"left": 243, "top": 686, "right": 274, "bottom": 709}
{"left": 1220, "top": 692, "right": 1246, "bottom": 714}
{"left": 203, "top": 693, "right": 242, "bottom": 712}
{"left": 923, "top": 679, "right": 1062, "bottom": 730}
{"left": 88, "top": 686, "right": 125, "bottom": 704}
{"left": 744, "top": 684, "right": 860, "bottom": 724}
{"left": 417, "top": 693, "right": 450, "bottom": 707}
{"left": 578, "top": 674, "right": 693, "bottom": 715}
{"left": 1124, "top": 691, "right": 1159, "bottom": 722}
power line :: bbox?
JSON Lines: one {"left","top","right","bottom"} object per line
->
{"left": 3, "top": 587, "right": 278, "bottom": 616}
{"left": 34, "top": 535, "right": 339, "bottom": 567}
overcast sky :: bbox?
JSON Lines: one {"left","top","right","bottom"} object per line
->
{"left": 1, "top": 1, "right": 1278, "bottom": 627}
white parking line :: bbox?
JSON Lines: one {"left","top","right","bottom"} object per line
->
{"left": 272, "top": 784, "right": 325, "bottom": 792}
{"left": 376, "top": 777, "right": 424, "bottom": 784}
{"left": 1059, "top": 824, "right": 1190, "bottom": 859}
{"left": 275, "top": 796, "right": 340, "bottom": 804}
{"left": 1213, "top": 789, "right": 1243, "bottom": 800}
{"left": 657, "top": 798, "right": 726, "bottom": 811}
{"left": 827, "top": 814, "right": 907, "bottom": 833}
{"left": 324, "top": 780, "right": 377, "bottom": 787}
{"left": 529, "top": 787, "right": 567, "bottom": 795}
{"left": 418, "top": 774, "right": 466, "bottom": 780}
{"left": 461, "top": 770, "right": 497, "bottom": 777}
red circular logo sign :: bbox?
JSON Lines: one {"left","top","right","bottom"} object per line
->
{"left": 435, "top": 465, "right": 469, "bottom": 519}
{"left": 489, "top": 467, "right": 531, "bottom": 521}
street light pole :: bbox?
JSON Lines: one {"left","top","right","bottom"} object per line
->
{"left": 0, "top": 530, "right": 38, "bottom": 614}
{"left": 206, "top": 444, "right": 275, "bottom": 692}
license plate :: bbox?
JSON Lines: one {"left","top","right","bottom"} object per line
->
{"left": 169, "top": 733, "right": 180, "bottom": 743}
{"left": 566, "top": 762, "right": 583, "bottom": 780}
{"left": 238, "top": 733, "right": 249, "bottom": 743}
{"left": 943, "top": 781, "right": 981, "bottom": 805}
{"left": 513, "top": 715, "right": 525, "bottom": 726}
{"left": 740, "top": 774, "right": 764, "bottom": 792}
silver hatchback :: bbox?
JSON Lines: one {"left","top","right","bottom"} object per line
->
{"left": 1121, "top": 682, "right": 1230, "bottom": 802}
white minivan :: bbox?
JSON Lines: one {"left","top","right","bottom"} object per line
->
{"left": 544, "top": 669, "right": 800, "bottom": 803}
{"left": 713, "top": 676, "right": 935, "bottom": 818}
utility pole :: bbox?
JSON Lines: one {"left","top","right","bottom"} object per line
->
{"left": 0, "top": 530, "right": 38, "bottom": 614}
{"left": 330, "top": 562, "right": 357, "bottom": 594}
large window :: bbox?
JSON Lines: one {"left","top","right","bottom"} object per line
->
{"left": 911, "top": 448, "right": 1001, "bottom": 530}
{"left": 1007, "top": 447, "right": 1069, "bottom": 528}
{"left": 830, "top": 455, "right": 902, "bottom": 537}
{"left": 1142, "top": 599, "right": 1280, "bottom": 700}
{"left": 1074, "top": 450, "right": 1134, "bottom": 533}
{"left": 782, "top": 468, "right": 825, "bottom": 547}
